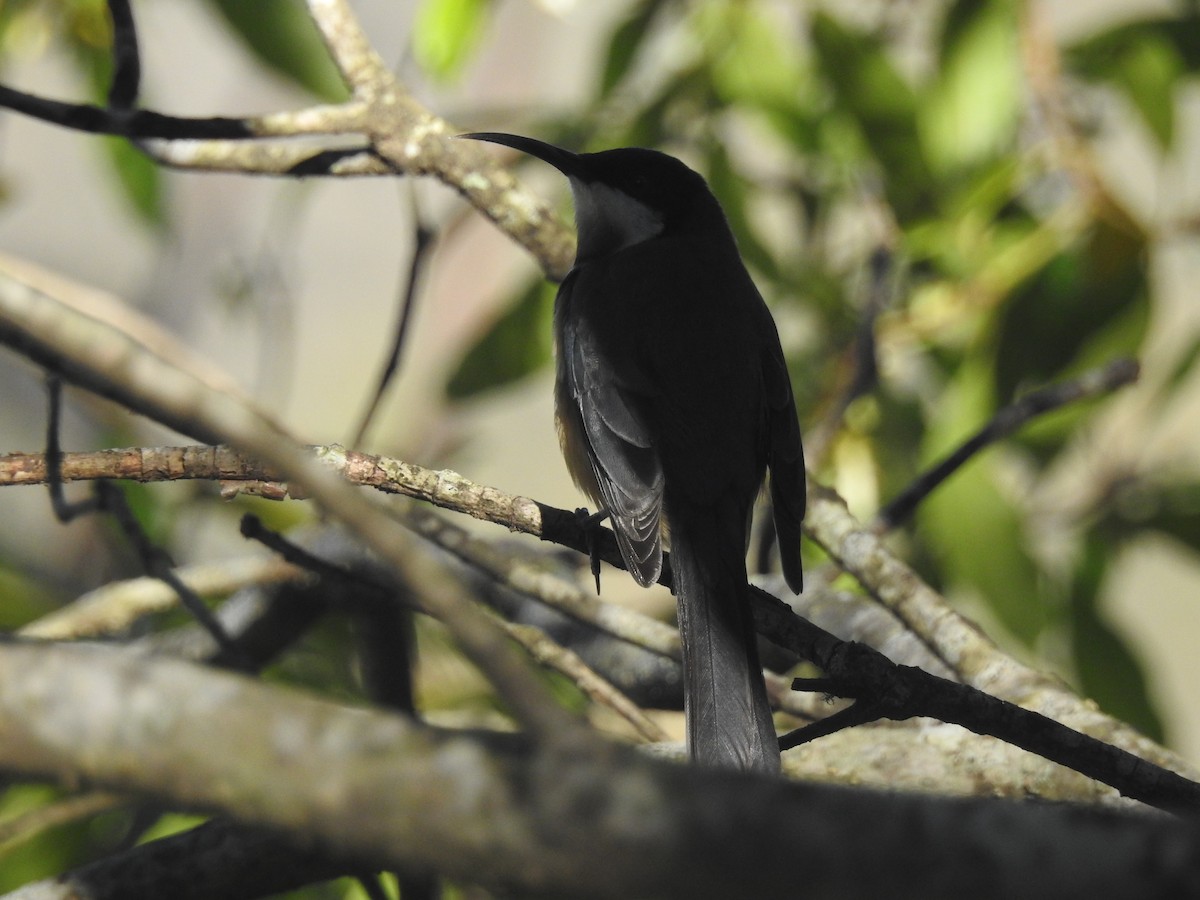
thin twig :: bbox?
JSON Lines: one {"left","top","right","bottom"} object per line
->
{"left": 874, "top": 358, "right": 1140, "bottom": 530}
{"left": 353, "top": 193, "right": 437, "bottom": 447}
{"left": 20, "top": 556, "right": 308, "bottom": 640}
{"left": 505, "top": 623, "right": 670, "bottom": 744}
{"left": 45, "top": 379, "right": 243, "bottom": 658}
{"left": 0, "top": 272, "right": 579, "bottom": 743}
{"left": 105, "top": 0, "right": 140, "bottom": 109}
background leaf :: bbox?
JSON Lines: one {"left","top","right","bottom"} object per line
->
{"left": 445, "top": 280, "right": 554, "bottom": 400}
{"left": 919, "top": 0, "right": 1020, "bottom": 175}
{"left": 412, "top": 0, "right": 491, "bottom": 83}
{"left": 207, "top": 0, "right": 349, "bottom": 101}
{"left": 1069, "top": 535, "right": 1165, "bottom": 741}
{"left": 810, "top": 11, "right": 935, "bottom": 220}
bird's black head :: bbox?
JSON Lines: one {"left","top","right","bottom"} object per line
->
{"left": 462, "top": 132, "right": 731, "bottom": 262}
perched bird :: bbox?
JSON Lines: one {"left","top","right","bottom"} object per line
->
{"left": 464, "top": 132, "right": 805, "bottom": 773}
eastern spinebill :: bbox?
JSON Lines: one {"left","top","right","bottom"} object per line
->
{"left": 464, "top": 132, "right": 805, "bottom": 773}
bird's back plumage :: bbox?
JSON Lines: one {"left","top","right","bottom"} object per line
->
{"left": 466, "top": 132, "right": 804, "bottom": 772}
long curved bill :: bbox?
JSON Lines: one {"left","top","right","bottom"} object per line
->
{"left": 459, "top": 132, "right": 585, "bottom": 178}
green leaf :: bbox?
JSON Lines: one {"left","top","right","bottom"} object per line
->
{"left": 101, "top": 137, "right": 164, "bottom": 226}
{"left": 1065, "top": 15, "right": 1200, "bottom": 149}
{"left": 598, "top": 0, "right": 665, "bottom": 99}
{"left": 918, "top": 360, "right": 1046, "bottom": 646}
{"left": 1067, "top": 16, "right": 1200, "bottom": 75}
{"left": 810, "top": 12, "right": 935, "bottom": 220}
{"left": 1069, "top": 535, "right": 1165, "bottom": 741}
{"left": 993, "top": 208, "right": 1149, "bottom": 403}
{"left": 1112, "top": 31, "right": 1182, "bottom": 149}
{"left": 0, "top": 786, "right": 93, "bottom": 891}
{"left": 0, "top": 559, "right": 59, "bottom": 630}
{"left": 919, "top": 0, "right": 1020, "bottom": 174}
{"left": 413, "top": 0, "right": 491, "bottom": 83}
{"left": 1137, "top": 482, "right": 1200, "bottom": 552}
{"left": 445, "top": 280, "right": 554, "bottom": 400}
{"left": 56, "top": 10, "right": 165, "bottom": 226}
{"left": 208, "top": 0, "right": 349, "bottom": 101}
{"left": 696, "top": 4, "right": 804, "bottom": 109}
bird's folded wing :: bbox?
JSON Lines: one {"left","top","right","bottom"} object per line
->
{"left": 561, "top": 313, "right": 664, "bottom": 587}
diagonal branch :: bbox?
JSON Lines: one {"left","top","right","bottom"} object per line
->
{"left": 0, "top": 641, "right": 1196, "bottom": 899}
{"left": 875, "top": 358, "right": 1141, "bottom": 530}
{"left": 0, "top": 267, "right": 579, "bottom": 744}
{"left": 5, "top": 438, "right": 1199, "bottom": 810}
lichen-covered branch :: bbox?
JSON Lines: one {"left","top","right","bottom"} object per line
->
{"left": 0, "top": 266, "right": 578, "bottom": 743}
{"left": 0, "top": 641, "right": 1196, "bottom": 899}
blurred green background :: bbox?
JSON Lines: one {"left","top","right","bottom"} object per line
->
{"left": 0, "top": 0, "right": 1198, "bottom": 893}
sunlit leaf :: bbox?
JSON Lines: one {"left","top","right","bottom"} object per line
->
{"left": 1067, "top": 15, "right": 1200, "bottom": 74}
{"left": 919, "top": 0, "right": 1020, "bottom": 174}
{"left": 413, "top": 0, "right": 491, "bottom": 83}
{"left": 696, "top": 4, "right": 803, "bottom": 108}
{"left": 0, "top": 785, "right": 100, "bottom": 891}
{"left": 102, "top": 136, "right": 164, "bottom": 226}
{"left": 1066, "top": 15, "right": 1200, "bottom": 148}
{"left": 446, "top": 280, "right": 554, "bottom": 400}
{"left": 1111, "top": 31, "right": 1182, "bottom": 148}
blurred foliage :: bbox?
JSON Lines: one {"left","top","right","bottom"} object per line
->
{"left": 442, "top": 0, "right": 1200, "bottom": 746}
{"left": 2, "top": 0, "right": 1200, "bottom": 893}
{"left": 206, "top": 0, "right": 350, "bottom": 102}
{"left": 445, "top": 278, "right": 555, "bottom": 398}
{"left": 413, "top": 0, "right": 492, "bottom": 81}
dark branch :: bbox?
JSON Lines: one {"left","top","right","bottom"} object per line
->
{"left": 13, "top": 430, "right": 1198, "bottom": 813}
{"left": 106, "top": 0, "right": 141, "bottom": 109}
{"left": 803, "top": 245, "right": 893, "bottom": 467}
{"left": 286, "top": 147, "right": 383, "bottom": 176}
{"left": 761, "top": 591, "right": 1200, "bottom": 816}
{"left": 353, "top": 197, "right": 437, "bottom": 446}
{"left": 0, "top": 85, "right": 254, "bottom": 140}
{"left": 45, "top": 378, "right": 242, "bottom": 660}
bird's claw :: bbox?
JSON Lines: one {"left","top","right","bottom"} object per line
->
{"left": 574, "top": 507, "right": 611, "bottom": 595}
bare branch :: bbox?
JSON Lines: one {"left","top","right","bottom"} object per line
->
{"left": 19, "top": 557, "right": 308, "bottom": 641}
{"left": 0, "top": 266, "right": 579, "bottom": 743}
{"left": 6, "top": 438, "right": 1197, "bottom": 808}
{"left": 504, "top": 622, "right": 670, "bottom": 744}
{"left": 0, "top": 641, "right": 1196, "bottom": 899}
{"left": 802, "top": 482, "right": 1199, "bottom": 788}
{"left": 305, "top": 0, "right": 393, "bottom": 92}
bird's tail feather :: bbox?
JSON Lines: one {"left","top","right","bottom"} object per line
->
{"left": 670, "top": 513, "right": 779, "bottom": 773}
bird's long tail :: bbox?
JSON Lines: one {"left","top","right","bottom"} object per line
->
{"left": 670, "top": 510, "right": 779, "bottom": 773}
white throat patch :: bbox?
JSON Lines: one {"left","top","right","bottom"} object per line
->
{"left": 569, "top": 178, "right": 665, "bottom": 257}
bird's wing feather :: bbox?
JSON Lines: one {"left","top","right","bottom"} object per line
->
{"left": 762, "top": 328, "right": 805, "bottom": 593}
{"left": 560, "top": 308, "right": 664, "bottom": 586}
